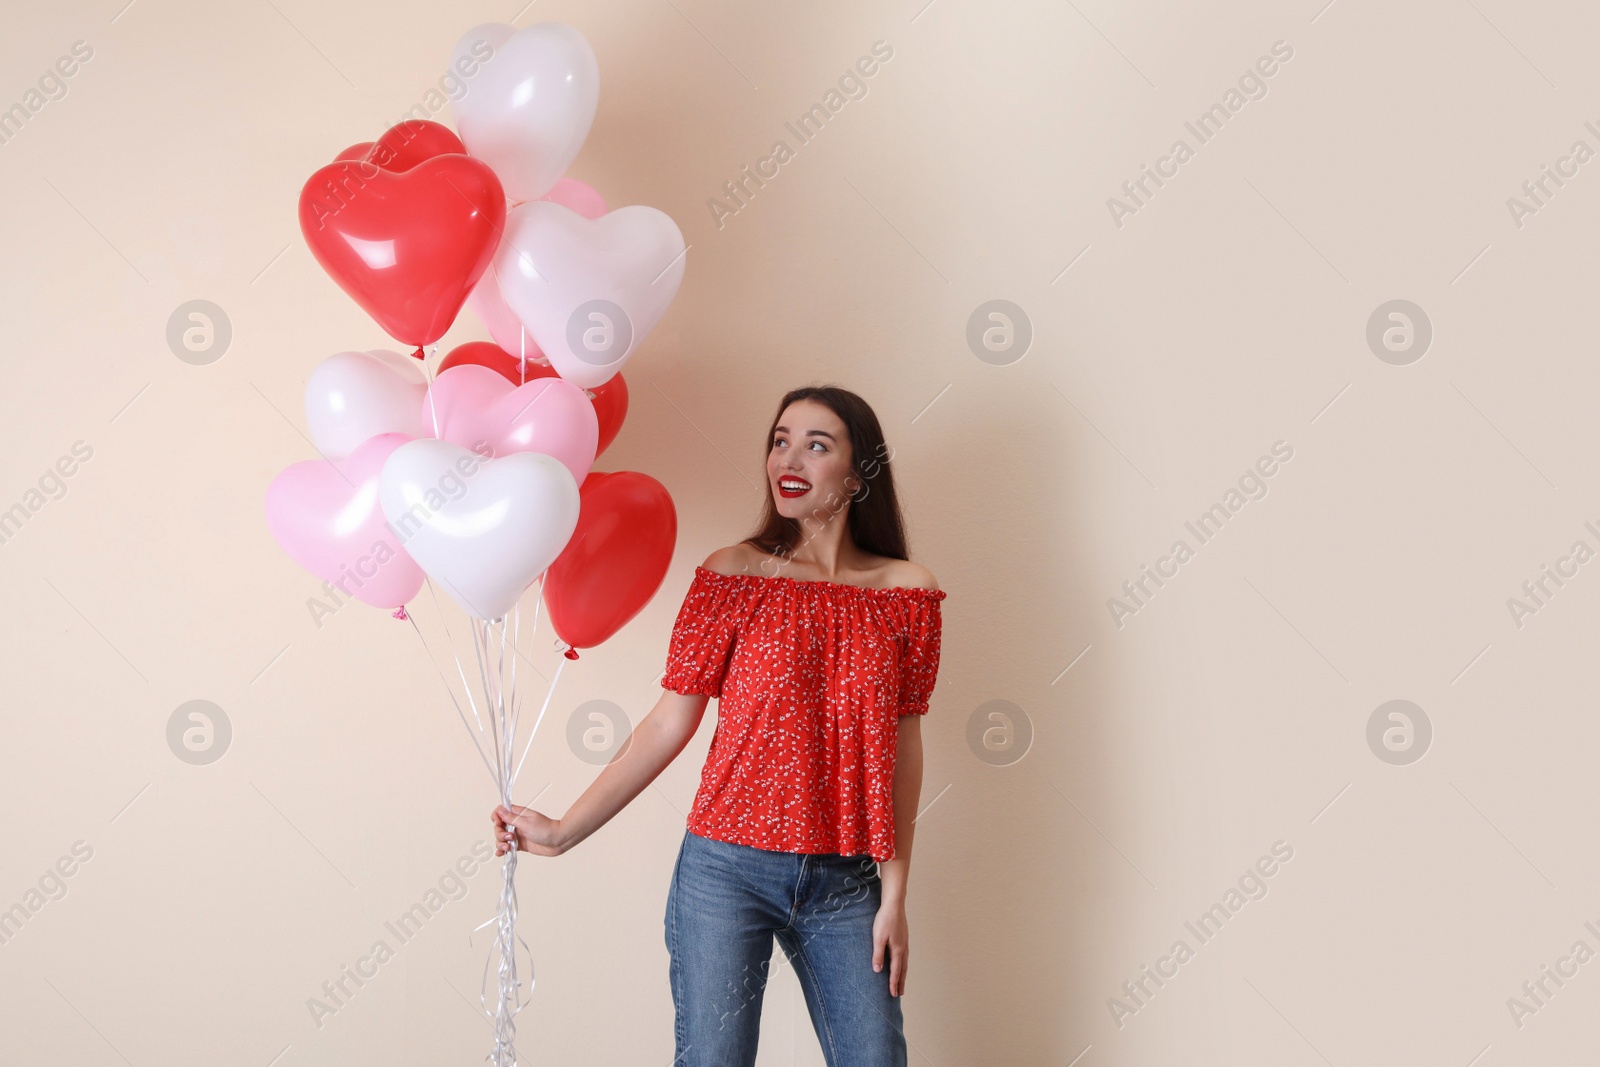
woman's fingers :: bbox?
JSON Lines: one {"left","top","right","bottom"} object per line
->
{"left": 491, "top": 806, "right": 518, "bottom": 856}
{"left": 891, "top": 943, "right": 908, "bottom": 996}
{"left": 491, "top": 806, "right": 562, "bottom": 857}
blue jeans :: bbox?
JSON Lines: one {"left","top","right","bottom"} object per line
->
{"left": 664, "top": 827, "right": 908, "bottom": 1067}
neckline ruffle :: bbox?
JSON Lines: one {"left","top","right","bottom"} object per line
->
{"left": 693, "top": 565, "right": 948, "bottom": 600}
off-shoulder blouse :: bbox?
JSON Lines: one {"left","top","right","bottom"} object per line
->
{"left": 661, "top": 565, "right": 947, "bottom": 862}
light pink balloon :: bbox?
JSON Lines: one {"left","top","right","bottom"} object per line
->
{"left": 543, "top": 177, "right": 607, "bottom": 219}
{"left": 467, "top": 178, "right": 608, "bottom": 359}
{"left": 265, "top": 432, "right": 424, "bottom": 609}
{"left": 466, "top": 261, "right": 544, "bottom": 362}
{"left": 421, "top": 364, "right": 598, "bottom": 486}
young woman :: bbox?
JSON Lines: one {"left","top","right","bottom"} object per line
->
{"left": 491, "top": 385, "right": 946, "bottom": 1067}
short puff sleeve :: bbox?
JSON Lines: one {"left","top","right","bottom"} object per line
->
{"left": 661, "top": 568, "right": 746, "bottom": 698}
{"left": 896, "top": 591, "right": 947, "bottom": 716}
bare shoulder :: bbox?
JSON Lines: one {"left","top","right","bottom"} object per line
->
{"left": 891, "top": 559, "right": 939, "bottom": 592}
{"left": 700, "top": 544, "right": 761, "bottom": 577}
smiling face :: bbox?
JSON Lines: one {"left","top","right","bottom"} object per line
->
{"left": 767, "top": 399, "right": 856, "bottom": 519}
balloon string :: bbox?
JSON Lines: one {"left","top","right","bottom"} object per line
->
{"left": 409, "top": 575, "right": 562, "bottom": 1066}
{"left": 518, "top": 578, "right": 551, "bottom": 779}
{"left": 403, "top": 606, "right": 499, "bottom": 791}
{"left": 469, "top": 619, "right": 511, "bottom": 1062}
{"left": 471, "top": 618, "right": 505, "bottom": 790}
{"left": 504, "top": 578, "right": 547, "bottom": 768}
{"left": 472, "top": 600, "right": 555, "bottom": 1066}
{"left": 405, "top": 586, "right": 538, "bottom": 1067}
{"left": 499, "top": 618, "right": 517, "bottom": 791}
{"left": 513, "top": 654, "right": 565, "bottom": 786}
{"left": 424, "top": 341, "right": 442, "bottom": 438}
{"left": 424, "top": 577, "right": 490, "bottom": 741}
{"left": 508, "top": 585, "right": 540, "bottom": 777}
{"left": 492, "top": 629, "right": 508, "bottom": 791}
{"left": 505, "top": 608, "right": 521, "bottom": 767}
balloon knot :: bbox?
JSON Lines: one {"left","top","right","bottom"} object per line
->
{"left": 410, "top": 346, "right": 426, "bottom": 360}
{"left": 392, "top": 606, "right": 409, "bottom": 620}
{"left": 563, "top": 646, "right": 580, "bottom": 660}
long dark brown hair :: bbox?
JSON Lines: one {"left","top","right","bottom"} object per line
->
{"left": 741, "top": 385, "right": 910, "bottom": 565}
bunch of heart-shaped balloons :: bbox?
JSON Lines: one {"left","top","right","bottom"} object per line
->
{"left": 267, "top": 20, "right": 684, "bottom": 653}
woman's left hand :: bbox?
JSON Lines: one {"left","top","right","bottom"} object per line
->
{"left": 872, "top": 897, "right": 909, "bottom": 996}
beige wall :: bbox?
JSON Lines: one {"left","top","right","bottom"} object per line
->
{"left": 4, "top": 0, "right": 1598, "bottom": 1063}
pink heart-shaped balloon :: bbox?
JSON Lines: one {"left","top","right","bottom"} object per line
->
{"left": 265, "top": 432, "right": 424, "bottom": 609}
{"left": 421, "top": 364, "right": 598, "bottom": 486}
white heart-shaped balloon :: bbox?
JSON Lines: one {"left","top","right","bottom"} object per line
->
{"left": 305, "top": 350, "right": 427, "bottom": 460}
{"left": 450, "top": 22, "right": 599, "bottom": 203}
{"left": 493, "top": 201, "right": 686, "bottom": 389}
{"left": 466, "top": 179, "right": 611, "bottom": 359}
{"left": 379, "top": 439, "right": 579, "bottom": 619}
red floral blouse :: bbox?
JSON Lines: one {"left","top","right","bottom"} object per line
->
{"left": 661, "top": 565, "right": 947, "bottom": 862}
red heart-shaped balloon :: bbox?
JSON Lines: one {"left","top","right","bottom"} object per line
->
{"left": 335, "top": 119, "right": 467, "bottom": 173}
{"left": 298, "top": 154, "right": 505, "bottom": 350}
{"left": 438, "top": 339, "right": 524, "bottom": 383}
{"left": 543, "top": 471, "right": 677, "bottom": 652}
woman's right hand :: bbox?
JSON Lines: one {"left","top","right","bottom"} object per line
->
{"left": 492, "top": 804, "right": 567, "bottom": 857}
